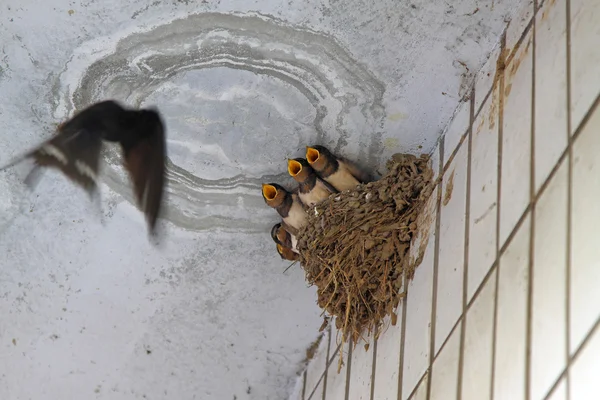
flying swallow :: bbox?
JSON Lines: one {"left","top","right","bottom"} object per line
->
{"left": 0, "top": 100, "right": 167, "bottom": 235}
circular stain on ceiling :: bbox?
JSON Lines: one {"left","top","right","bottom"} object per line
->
{"left": 54, "top": 12, "right": 387, "bottom": 232}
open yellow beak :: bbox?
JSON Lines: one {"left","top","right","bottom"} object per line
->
{"left": 306, "top": 147, "right": 320, "bottom": 164}
{"left": 262, "top": 184, "right": 277, "bottom": 200}
{"left": 277, "top": 243, "right": 297, "bottom": 261}
{"left": 287, "top": 159, "right": 302, "bottom": 177}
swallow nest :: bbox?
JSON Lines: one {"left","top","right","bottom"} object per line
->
{"left": 296, "top": 153, "right": 435, "bottom": 359}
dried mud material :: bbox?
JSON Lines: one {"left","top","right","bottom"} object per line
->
{"left": 296, "top": 153, "right": 435, "bottom": 372}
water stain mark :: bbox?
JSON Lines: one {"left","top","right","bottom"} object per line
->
{"left": 383, "top": 137, "right": 400, "bottom": 149}
{"left": 387, "top": 112, "right": 407, "bottom": 121}
{"left": 55, "top": 12, "right": 388, "bottom": 232}
{"left": 487, "top": 45, "right": 509, "bottom": 130}
{"left": 474, "top": 201, "right": 497, "bottom": 224}
{"left": 443, "top": 169, "right": 455, "bottom": 206}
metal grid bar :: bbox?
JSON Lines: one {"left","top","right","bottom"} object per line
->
{"left": 564, "top": 0, "right": 573, "bottom": 398}
{"left": 369, "top": 326, "right": 378, "bottom": 400}
{"left": 456, "top": 84, "right": 476, "bottom": 400}
{"left": 397, "top": 272, "right": 409, "bottom": 400}
{"left": 489, "top": 27, "right": 507, "bottom": 400}
{"left": 425, "top": 137, "right": 445, "bottom": 399}
{"left": 302, "top": 370, "right": 307, "bottom": 400}
{"left": 525, "top": 3, "right": 538, "bottom": 399}
{"left": 343, "top": 342, "right": 352, "bottom": 400}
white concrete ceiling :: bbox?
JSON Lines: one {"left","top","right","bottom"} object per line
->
{"left": 0, "top": 0, "right": 525, "bottom": 399}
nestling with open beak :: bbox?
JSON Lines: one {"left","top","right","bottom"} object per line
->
{"left": 0, "top": 100, "right": 167, "bottom": 236}
{"left": 261, "top": 183, "right": 307, "bottom": 231}
{"left": 270, "top": 222, "right": 299, "bottom": 253}
{"left": 305, "top": 145, "right": 371, "bottom": 191}
{"left": 287, "top": 158, "right": 338, "bottom": 207}
{"left": 276, "top": 243, "right": 300, "bottom": 261}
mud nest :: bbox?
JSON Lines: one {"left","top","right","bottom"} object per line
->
{"left": 296, "top": 153, "right": 435, "bottom": 351}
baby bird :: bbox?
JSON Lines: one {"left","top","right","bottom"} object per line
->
{"left": 270, "top": 222, "right": 299, "bottom": 253}
{"left": 287, "top": 158, "right": 337, "bottom": 207}
{"left": 0, "top": 100, "right": 167, "bottom": 235}
{"left": 261, "top": 183, "right": 307, "bottom": 231}
{"left": 276, "top": 243, "right": 300, "bottom": 261}
{"left": 305, "top": 145, "right": 370, "bottom": 191}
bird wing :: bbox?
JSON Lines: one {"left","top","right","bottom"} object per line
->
{"left": 1, "top": 127, "right": 103, "bottom": 194}
{"left": 120, "top": 117, "right": 166, "bottom": 234}
{"left": 280, "top": 219, "right": 299, "bottom": 237}
{"left": 317, "top": 177, "right": 339, "bottom": 193}
{"left": 271, "top": 224, "right": 284, "bottom": 246}
{"left": 339, "top": 157, "right": 372, "bottom": 183}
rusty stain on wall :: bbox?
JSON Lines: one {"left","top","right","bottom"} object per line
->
{"left": 443, "top": 169, "right": 455, "bottom": 206}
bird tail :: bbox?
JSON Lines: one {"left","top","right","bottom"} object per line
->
{"left": 0, "top": 152, "right": 45, "bottom": 192}
{"left": 0, "top": 153, "right": 28, "bottom": 172}
{"left": 22, "top": 165, "right": 44, "bottom": 190}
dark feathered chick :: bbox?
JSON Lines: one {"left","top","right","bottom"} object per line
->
{"left": 305, "top": 145, "right": 370, "bottom": 191}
